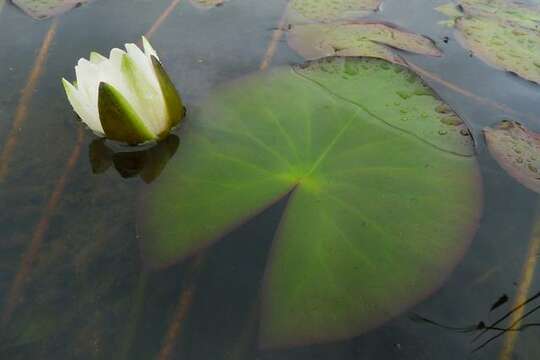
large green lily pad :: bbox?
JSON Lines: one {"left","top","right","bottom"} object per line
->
{"left": 141, "top": 57, "right": 482, "bottom": 348}
{"left": 437, "top": 0, "right": 540, "bottom": 84}
{"left": 484, "top": 120, "right": 540, "bottom": 193}
{"left": 288, "top": 20, "right": 441, "bottom": 62}
{"left": 288, "top": 0, "right": 382, "bottom": 23}
{"left": 12, "top": 0, "right": 93, "bottom": 19}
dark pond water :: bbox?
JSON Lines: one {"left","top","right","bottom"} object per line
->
{"left": 1, "top": 0, "right": 540, "bottom": 359}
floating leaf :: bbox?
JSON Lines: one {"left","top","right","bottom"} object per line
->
{"left": 188, "top": 0, "right": 225, "bottom": 9}
{"left": 288, "top": 0, "right": 382, "bottom": 23}
{"left": 141, "top": 57, "right": 482, "bottom": 348}
{"left": 288, "top": 21, "right": 441, "bottom": 63}
{"left": 437, "top": 0, "right": 540, "bottom": 84}
{"left": 484, "top": 120, "right": 540, "bottom": 193}
{"left": 12, "top": 0, "right": 93, "bottom": 19}
{"left": 458, "top": 0, "right": 540, "bottom": 29}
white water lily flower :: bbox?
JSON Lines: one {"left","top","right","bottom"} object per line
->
{"left": 62, "top": 37, "right": 185, "bottom": 145}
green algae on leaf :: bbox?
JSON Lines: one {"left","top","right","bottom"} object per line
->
{"left": 437, "top": 0, "right": 540, "bottom": 84}
{"left": 457, "top": 0, "right": 540, "bottom": 28}
{"left": 288, "top": 21, "right": 442, "bottom": 63}
{"left": 141, "top": 57, "right": 482, "bottom": 348}
{"left": 288, "top": 0, "right": 382, "bottom": 23}
{"left": 12, "top": 0, "right": 92, "bottom": 19}
{"left": 485, "top": 120, "right": 540, "bottom": 193}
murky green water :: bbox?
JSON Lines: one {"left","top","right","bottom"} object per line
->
{"left": 1, "top": 0, "right": 540, "bottom": 359}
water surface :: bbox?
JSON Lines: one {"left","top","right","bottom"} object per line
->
{"left": 1, "top": 0, "right": 540, "bottom": 359}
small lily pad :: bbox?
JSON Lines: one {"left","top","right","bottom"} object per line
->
{"left": 484, "top": 120, "right": 540, "bottom": 193}
{"left": 288, "top": 20, "right": 442, "bottom": 62}
{"left": 12, "top": 0, "right": 92, "bottom": 19}
{"left": 141, "top": 57, "right": 482, "bottom": 348}
{"left": 437, "top": 0, "right": 540, "bottom": 84}
{"left": 288, "top": 0, "right": 382, "bottom": 23}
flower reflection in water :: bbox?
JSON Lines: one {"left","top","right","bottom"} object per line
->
{"left": 89, "top": 134, "right": 179, "bottom": 183}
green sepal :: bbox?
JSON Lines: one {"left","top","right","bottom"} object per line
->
{"left": 151, "top": 55, "right": 185, "bottom": 132}
{"left": 98, "top": 82, "right": 156, "bottom": 145}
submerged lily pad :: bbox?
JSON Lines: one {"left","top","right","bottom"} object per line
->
{"left": 288, "top": 0, "right": 382, "bottom": 23}
{"left": 12, "top": 0, "right": 92, "bottom": 19}
{"left": 437, "top": 0, "right": 540, "bottom": 84}
{"left": 288, "top": 21, "right": 441, "bottom": 62}
{"left": 141, "top": 57, "right": 482, "bottom": 348}
{"left": 189, "top": 0, "right": 225, "bottom": 9}
{"left": 484, "top": 120, "right": 540, "bottom": 193}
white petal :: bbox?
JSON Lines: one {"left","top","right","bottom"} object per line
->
{"left": 62, "top": 78, "right": 104, "bottom": 134}
{"left": 74, "top": 59, "right": 103, "bottom": 127}
{"left": 89, "top": 51, "right": 107, "bottom": 64}
{"left": 99, "top": 49, "right": 131, "bottom": 97}
{"left": 125, "top": 43, "right": 159, "bottom": 88}
{"left": 142, "top": 36, "right": 159, "bottom": 61}
{"left": 124, "top": 43, "right": 168, "bottom": 134}
{"left": 105, "top": 48, "right": 128, "bottom": 86}
{"left": 142, "top": 38, "right": 171, "bottom": 134}
{"left": 75, "top": 58, "right": 98, "bottom": 97}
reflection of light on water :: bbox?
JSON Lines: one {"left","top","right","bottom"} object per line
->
{"left": 88, "top": 135, "right": 180, "bottom": 184}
